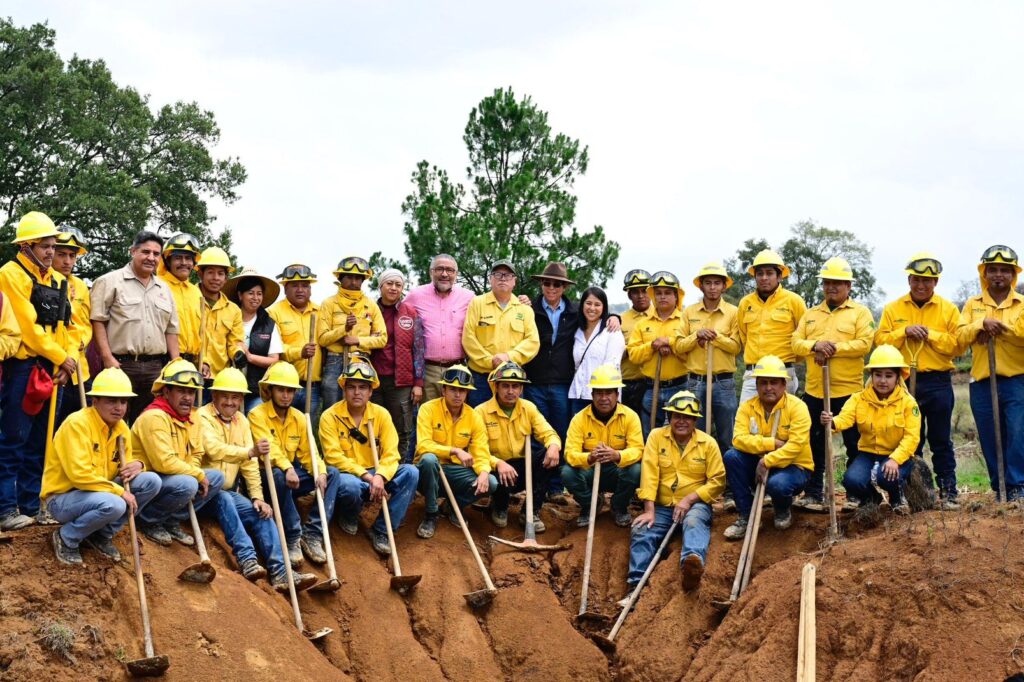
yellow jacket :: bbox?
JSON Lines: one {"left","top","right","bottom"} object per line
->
{"left": 159, "top": 270, "right": 203, "bottom": 356}
{"left": 461, "top": 292, "right": 540, "bottom": 374}
{"left": 638, "top": 427, "right": 725, "bottom": 506}
{"left": 131, "top": 408, "right": 206, "bottom": 482}
{"left": 875, "top": 293, "right": 962, "bottom": 373}
{"left": 197, "top": 403, "right": 263, "bottom": 500}
{"left": 831, "top": 385, "right": 920, "bottom": 464}
{"left": 248, "top": 401, "right": 324, "bottom": 475}
{"left": 958, "top": 287, "right": 1024, "bottom": 381}
{"left": 792, "top": 299, "right": 875, "bottom": 398}
{"left": 201, "top": 293, "right": 244, "bottom": 374}
{"left": 619, "top": 307, "right": 649, "bottom": 381}
{"left": 319, "top": 401, "right": 400, "bottom": 481}
{"left": 475, "top": 396, "right": 560, "bottom": 469}
{"left": 736, "top": 287, "right": 807, "bottom": 364}
{"left": 414, "top": 397, "right": 491, "bottom": 475}
{"left": 0, "top": 291, "right": 22, "bottom": 362}
{"left": 268, "top": 299, "right": 322, "bottom": 381}
{"left": 317, "top": 289, "right": 387, "bottom": 354}
{"left": 0, "top": 252, "right": 74, "bottom": 364}
{"left": 564, "top": 403, "right": 644, "bottom": 469}
{"left": 733, "top": 393, "right": 813, "bottom": 471}
{"left": 626, "top": 309, "right": 688, "bottom": 380}
{"left": 673, "top": 300, "right": 741, "bottom": 375}
{"left": 67, "top": 275, "right": 92, "bottom": 382}
{"left": 42, "top": 407, "right": 135, "bottom": 498}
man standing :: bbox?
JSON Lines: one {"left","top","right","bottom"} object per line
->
{"left": 52, "top": 228, "right": 92, "bottom": 426}
{"left": 196, "top": 247, "right": 243, "bottom": 380}
{"left": 91, "top": 231, "right": 180, "bottom": 422}
{"left": 875, "top": 253, "right": 963, "bottom": 508}
{"left": 157, "top": 233, "right": 203, "bottom": 366}
{"left": 619, "top": 269, "right": 652, "bottom": 416}
{"left": 268, "top": 264, "right": 322, "bottom": 419}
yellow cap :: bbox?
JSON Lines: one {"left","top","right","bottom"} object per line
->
{"left": 864, "top": 344, "right": 908, "bottom": 370}
{"left": 693, "top": 261, "right": 733, "bottom": 290}
{"left": 210, "top": 367, "right": 250, "bottom": 394}
{"left": 13, "top": 211, "right": 59, "bottom": 244}
{"left": 747, "top": 249, "right": 791, "bottom": 279}
{"left": 818, "top": 256, "right": 854, "bottom": 282}
{"left": 588, "top": 364, "right": 625, "bottom": 390}
{"left": 750, "top": 355, "right": 789, "bottom": 379}
{"left": 87, "top": 368, "right": 137, "bottom": 398}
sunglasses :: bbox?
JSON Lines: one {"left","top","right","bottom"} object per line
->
{"left": 164, "top": 370, "right": 204, "bottom": 388}
{"left": 540, "top": 279, "right": 565, "bottom": 288}
{"left": 982, "top": 245, "right": 1018, "bottom": 263}
{"left": 278, "top": 264, "right": 316, "bottom": 280}
{"left": 348, "top": 427, "right": 368, "bottom": 445}
{"left": 908, "top": 258, "right": 942, "bottom": 275}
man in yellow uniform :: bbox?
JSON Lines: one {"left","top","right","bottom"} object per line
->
{"left": 958, "top": 245, "right": 1024, "bottom": 501}
{"left": 619, "top": 269, "right": 652, "bottom": 416}
{"left": 875, "top": 253, "right": 963, "bottom": 508}
{"left": 249, "top": 362, "right": 340, "bottom": 565}
{"left": 736, "top": 249, "right": 807, "bottom": 402}
{"left": 563, "top": 364, "right": 644, "bottom": 528}
{"left": 157, "top": 233, "right": 204, "bottom": 367}
{"left": 626, "top": 271, "right": 687, "bottom": 437}
{"left": 413, "top": 364, "right": 496, "bottom": 539}
{"left": 630, "top": 391, "right": 725, "bottom": 593}
{"left": 318, "top": 256, "right": 387, "bottom": 410}
{"left": 196, "top": 247, "right": 243, "bottom": 385}
{"left": 43, "top": 368, "right": 161, "bottom": 564}
{"left": 723, "top": 356, "right": 813, "bottom": 538}
{"left": 475, "top": 361, "right": 560, "bottom": 531}
{"left": 0, "top": 288, "right": 21, "bottom": 364}
{"left": 0, "top": 212, "right": 77, "bottom": 530}
{"left": 52, "top": 228, "right": 92, "bottom": 426}
{"left": 268, "top": 264, "right": 322, "bottom": 420}
{"left": 791, "top": 257, "right": 874, "bottom": 511}
{"left": 461, "top": 260, "right": 540, "bottom": 408}
{"left": 198, "top": 368, "right": 316, "bottom": 590}
{"left": 322, "top": 361, "right": 420, "bottom": 555}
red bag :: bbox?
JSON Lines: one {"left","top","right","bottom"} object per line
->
{"left": 22, "top": 363, "right": 53, "bottom": 416}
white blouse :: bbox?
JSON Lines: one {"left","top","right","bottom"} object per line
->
{"left": 569, "top": 325, "right": 626, "bottom": 400}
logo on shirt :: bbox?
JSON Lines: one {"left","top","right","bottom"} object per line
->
{"left": 398, "top": 315, "right": 414, "bottom": 331}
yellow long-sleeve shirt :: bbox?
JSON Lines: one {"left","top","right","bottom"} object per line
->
{"left": 957, "top": 289, "right": 1024, "bottom": 381}
{"left": 831, "top": 385, "right": 920, "bottom": 464}
{"left": 619, "top": 307, "right": 649, "bottom": 381}
{"left": 159, "top": 270, "right": 203, "bottom": 356}
{"left": 67, "top": 275, "right": 92, "bottom": 383}
{"left": 197, "top": 403, "right": 263, "bottom": 500}
{"left": 732, "top": 393, "right": 813, "bottom": 471}
{"left": 792, "top": 299, "right": 874, "bottom": 399}
{"left": 42, "top": 407, "right": 135, "bottom": 498}
{"left": 626, "top": 309, "right": 688, "bottom": 380}
{"left": 318, "top": 289, "right": 387, "bottom": 354}
{"left": 475, "top": 396, "right": 560, "bottom": 469}
{"left": 0, "top": 291, "right": 22, "bottom": 361}
{"left": 673, "top": 300, "right": 741, "bottom": 375}
{"left": 201, "top": 293, "right": 244, "bottom": 374}
{"left": 564, "top": 403, "right": 644, "bottom": 469}
{"left": 319, "top": 401, "right": 400, "bottom": 481}
{"left": 638, "top": 426, "right": 725, "bottom": 506}
{"left": 461, "top": 292, "right": 541, "bottom": 374}
{"left": 414, "top": 397, "right": 491, "bottom": 475}
{"left": 875, "top": 293, "right": 962, "bottom": 373}
{"left": 0, "top": 252, "right": 74, "bottom": 364}
{"left": 248, "top": 401, "right": 324, "bottom": 475}
{"left": 131, "top": 408, "right": 206, "bottom": 482}
{"left": 268, "top": 299, "right": 322, "bottom": 381}
{"left": 737, "top": 286, "right": 807, "bottom": 364}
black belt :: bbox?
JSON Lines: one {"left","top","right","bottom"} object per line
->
{"left": 114, "top": 353, "right": 167, "bottom": 364}
{"left": 646, "top": 376, "right": 686, "bottom": 389}
{"left": 746, "top": 362, "right": 794, "bottom": 370}
{"left": 426, "top": 360, "right": 463, "bottom": 368}
{"left": 687, "top": 372, "right": 734, "bottom": 382}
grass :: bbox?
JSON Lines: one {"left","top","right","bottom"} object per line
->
{"left": 38, "top": 621, "right": 76, "bottom": 664}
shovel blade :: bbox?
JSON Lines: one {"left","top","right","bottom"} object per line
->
{"left": 588, "top": 631, "right": 617, "bottom": 653}
{"left": 463, "top": 588, "right": 496, "bottom": 610}
{"left": 0, "top": 534, "right": 11, "bottom": 544}
{"left": 710, "top": 598, "right": 734, "bottom": 613}
{"left": 489, "top": 535, "right": 572, "bottom": 553}
{"left": 125, "top": 654, "right": 170, "bottom": 677}
{"left": 177, "top": 561, "right": 216, "bottom": 584}
{"left": 304, "top": 627, "right": 333, "bottom": 641}
{"left": 390, "top": 574, "right": 422, "bottom": 594}
{"left": 309, "top": 578, "right": 341, "bottom": 593}
{"left": 575, "top": 611, "right": 612, "bottom": 625}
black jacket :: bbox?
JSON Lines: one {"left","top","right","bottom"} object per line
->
{"left": 525, "top": 295, "right": 578, "bottom": 385}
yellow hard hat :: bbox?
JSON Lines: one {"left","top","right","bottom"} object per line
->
{"left": 488, "top": 360, "right": 530, "bottom": 385}
{"left": 13, "top": 211, "right": 59, "bottom": 244}
{"left": 646, "top": 271, "right": 685, "bottom": 311}
{"left": 437, "top": 364, "right": 475, "bottom": 390}
{"left": 55, "top": 227, "right": 88, "bottom": 254}
{"left": 276, "top": 263, "right": 318, "bottom": 283}
{"left": 818, "top": 256, "right": 854, "bottom": 282}
{"left": 978, "top": 244, "right": 1021, "bottom": 275}
{"left": 864, "top": 344, "right": 909, "bottom": 370}
{"left": 151, "top": 358, "right": 204, "bottom": 394}
{"left": 588, "top": 364, "right": 625, "bottom": 390}
{"left": 210, "top": 367, "right": 250, "bottom": 394}
{"left": 693, "top": 261, "right": 734, "bottom": 290}
{"left": 87, "top": 368, "right": 137, "bottom": 398}
{"left": 333, "top": 256, "right": 372, "bottom": 279}
{"left": 197, "top": 246, "right": 235, "bottom": 272}
{"left": 259, "top": 362, "right": 303, "bottom": 390}
{"left": 904, "top": 251, "right": 942, "bottom": 278}
{"left": 662, "top": 390, "right": 702, "bottom": 418}
{"left": 622, "top": 269, "right": 652, "bottom": 291}
{"left": 338, "top": 360, "right": 381, "bottom": 390}
{"left": 163, "top": 232, "right": 202, "bottom": 257}
{"left": 747, "top": 249, "right": 791, "bottom": 279}
{"left": 750, "top": 355, "right": 789, "bottom": 379}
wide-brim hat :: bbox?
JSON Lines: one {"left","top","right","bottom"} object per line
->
{"left": 222, "top": 267, "right": 281, "bottom": 307}
{"left": 530, "top": 262, "right": 575, "bottom": 285}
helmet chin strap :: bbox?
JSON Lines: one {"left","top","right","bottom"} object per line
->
{"left": 19, "top": 242, "right": 48, "bottom": 271}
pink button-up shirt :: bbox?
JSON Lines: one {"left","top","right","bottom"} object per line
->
{"left": 404, "top": 283, "right": 474, "bottom": 363}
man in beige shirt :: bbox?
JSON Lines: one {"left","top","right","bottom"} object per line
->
{"left": 91, "top": 231, "right": 180, "bottom": 423}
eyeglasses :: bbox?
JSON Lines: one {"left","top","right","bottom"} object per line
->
{"left": 981, "top": 245, "right": 1018, "bottom": 264}
{"left": 431, "top": 266, "right": 456, "bottom": 275}
{"left": 277, "top": 264, "right": 316, "bottom": 280}
{"left": 163, "top": 370, "right": 204, "bottom": 388}
{"left": 491, "top": 272, "right": 515, "bottom": 281}
{"left": 540, "top": 279, "right": 565, "bottom": 288}
{"left": 348, "top": 427, "right": 369, "bottom": 445}
{"left": 907, "top": 258, "right": 942, "bottom": 275}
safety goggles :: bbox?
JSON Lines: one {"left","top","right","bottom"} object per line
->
{"left": 277, "top": 264, "right": 316, "bottom": 281}
{"left": 441, "top": 367, "right": 473, "bottom": 387}
{"left": 906, "top": 258, "right": 942, "bottom": 276}
{"left": 162, "top": 370, "right": 204, "bottom": 388}
{"left": 164, "top": 233, "right": 201, "bottom": 253}
{"left": 649, "top": 271, "right": 680, "bottom": 287}
{"left": 981, "top": 244, "right": 1018, "bottom": 264}
{"left": 56, "top": 227, "right": 86, "bottom": 248}
{"left": 491, "top": 366, "right": 528, "bottom": 382}
{"left": 336, "top": 257, "right": 370, "bottom": 273}
{"left": 344, "top": 364, "right": 377, "bottom": 383}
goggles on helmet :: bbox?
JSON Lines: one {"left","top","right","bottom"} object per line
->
{"left": 981, "top": 244, "right": 1019, "bottom": 265}
{"left": 277, "top": 264, "right": 317, "bottom": 280}
{"left": 163, "top": 370, "right": 204, "bottom": 388}
{"left": 56, "top": 227, "right": 87, "bottom": 248}
{"left": 907, "top": 258, "right": 942, "bottom": 276}
{"left": 649, "top": 271, "right": 680, "bottom": 287}
{"left": 164, "top": 232, "right": 201, "bottom": 254}
{"left": 441, "top": 367, "right": 473, "bottom": 387}
{"left": 336, "top": 257, "right": 370, "bottom": 273}
{"left": 345, "top": 364, "right": 377, "bottom": 383}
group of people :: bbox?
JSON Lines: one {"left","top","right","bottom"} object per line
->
{"left": 1, "top": 208, "right": 1022, "bottom": 598}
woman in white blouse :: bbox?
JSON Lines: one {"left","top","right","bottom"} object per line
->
{"left": 568, "top": 287, "right": 626, "bottom": 414}
{"left": 224, "top": 267, "right": 284, "bottom": 412}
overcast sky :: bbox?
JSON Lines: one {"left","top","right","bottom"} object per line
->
{"left": 8, "top": 1, "right": 1024, "bottom": 305}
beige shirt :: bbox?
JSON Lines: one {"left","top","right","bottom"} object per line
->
{"left": 90, "top": 262, "right": 179, "bottom": 355}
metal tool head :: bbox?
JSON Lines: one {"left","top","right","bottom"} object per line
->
{"left": 0, "top": 533, "right": 10, "bottom": 544}
{"left": 308, "top": 578, "right": 341, "bottom": 593}
{"left": 390, "top": 574, "right": 422, "bottom": 594}
{"left": 575, "top": 611, "right": 612, "bottom": 625}
{"left": 588, "top": 631, "right": 617, "bottom": 653}
{"left": 125, "top": 653, "right": 170, "bottom": 677}
{"left": 304, "top": 627, "right": 333, "bottom": 641}
{"left": 710, "top": 598, "right": 735, "bottom": 612}
{"left": 489, "top": 535, "right": 572, "bottom": 554}
{"left": 463, "top": 588, "right": 496, "bottom": 610}
{"left": 177, "top": 561, "right": 216, "bottom": 584}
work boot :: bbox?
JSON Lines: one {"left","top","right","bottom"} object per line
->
{"left": 893, "top": 501, "right": 910, "bottom": 516}
{"left": 681, "top": 554, "right": 704, "bottom": 591}
{"left": 774, "top": 508, "right": 793, "bottom": 530}
{"left": 518, "top": 510, "right": 546, "bottom": 534}
{"left": 842, "top": 496, "right": 860, "bottom": 512}
{"left": 273, "top": 571, "right": 317, "bottom": 593}
{"left": 796, "top": 495, "right": 825, "bottom": 513}
{"left": 723, "top": 518, "right": 748, "bottom": 541}
{"left": 369, "top": 529, "right": 391, "bottom": 556}
{"left": 35, "top": 507, "right": 59, "bottom": 526}
{"left": 338, "top": 515, "right": 359, "bottom": 536}
{"left": 164, "top": 523, "right": 194, "bottom": 546}
{"left": 240, "top": 558, "right": 267, "bottom": 581}
{"left": 300, "top": 533, "right": 327, "bottom": 564}
{"left": 614, "top": 511, "right": 632, "bottom": 528}
{"left": 0, "top": 510, "right": 34, "bottom": 531}
{"left": 446, "top": 504, "right": 461, "bottom": 528}
{"left": 287, "top": 540, "right": 304, "bottom": 568}
{"left": 417, "top": 512, "right": 439, "bottom": 539}
{"left": 616, "top": 590, "right": 636, "bottom": 609}
{"left": 575, "top": 513, "right": 591, "bottom": 528}
{"left": 82, "top": 535, "right": 122, "bottom": 561}
{"left": 939, "top": 498, "right": 961, "bottom": 511}
{"left": 140, "top": 524, "right": 173, "bottom": 547}
{"left": 721, "top": 496, "right": 737, "bottom": 512}
{"left": 52, "top": 530, "right": 83, "bottom": 566}
{"left": 491, "top": 507, "right": 508, "bottom": 528}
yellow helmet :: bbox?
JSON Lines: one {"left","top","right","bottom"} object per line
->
{"left": 622, "top": 269, "right": 652, "bottom": 291}
{"left": 818, "top": 256, "right": 854, "bottom": 282}
{"left": 338, "top": 360, "right": 381, "bottom": 390}
{"left": 163, "top": 232, "right": 202, "bottom": 257}
{"left": 588, "top": 364, "right": 625, "bottom": 390}
{"left": 259, "top": 362, "right": 303, "bottom": 390}
{"left": 978, "top": 244, "right": 1021, "bottom": 274}
{"left": 747, "top": 249, "right": 791, "bottom": 279}
{"left": 488, "top": 360, "right": 530, "bottom": 384}
{"left": 151, "top": 359, "right": 204, "bottom": 394}
{"left": 437, "top": 364, "right": 475, "bottom": 390}
{"left": 333, "top": 256, "right": 372, "bottom": 279}
{"left": 693, "top": 261, "right": 734, "bottom": 290}
{"left": 646, "top": 271, "right": 685, "bottom": 311}
{"left": 55, "top": 227, "right": 89, "bottom": 254}
{"left": 662, "top": 390, "right": 702, "bottom": 418}
{"left": 864, "top": 344, "right": 909, "bottom": 370}
{"left": 210, "top": 367, "right": 250, "bottom": 394}
{"left": 87, "top": 368, "right": 137, "bottom": 398}
{"left": 197, "top": 246, "right": 235, "bottom": 272}
{"left": 276, "top": 263, "right": 318, "bottom": 283}
{"left": 904, "top": 251, "right": 942, "bottom": 278}
{"left": 13, "top": 211, "right": 59, "bottom": 244}
{"left": 750, "top": 355, "right": 789, "bottom": 379}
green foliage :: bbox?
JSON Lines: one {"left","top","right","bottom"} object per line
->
{"left": 0, "top": 19, "right": 246, "bottom": 281}
{"left": 366, "top": 250, "right": 409, "bottom": 293}
{"left": 401, "top": 87, "right": 619, "bottom": 297}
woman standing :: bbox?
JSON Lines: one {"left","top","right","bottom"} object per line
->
{"left": 224, "top": 267, "right": 284, "bottom": 412}
{"left": 568, "top": 287, "right": 626, "bottom": 414}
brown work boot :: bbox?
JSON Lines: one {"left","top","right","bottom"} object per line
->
{"left": 681, "top": 554, "right": 704, "bottom": 591}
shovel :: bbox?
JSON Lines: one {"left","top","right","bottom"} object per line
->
{"left": 367, "top": 420, "right": 422, "bottom": 594}
{"left": 575, "top": 458, "right": 608, "bottom": 624}
{"left": 907, "top": 339, "right": 922, "bottom": 398}
{"left": 177, "top": 501, "right": 216, "bottom": 583}
{"left": 117, "top": 437, "right": 171, "bottom": 677}
{"left": 489, "top": 439, "right": 571, "bottom": 554}
{"left": 988, "top": 337, "right": 1008, "bottom": 503}
{"left": 822, "top": 361, "right": 839, "bottom": 542}
{"left": 704, "top": 341, "right": 714, "bottom": 435}
{"left": 76, "top": 346, "right": 88, "bottom": 409}
{"left": 437, "top": 465, "right": 497, "bottom": 609}
{"left": 262, "top": 451, "right": 332, "bottom": 641}
{"left": 649, "top": 354, "right": 663, "bottom": 432}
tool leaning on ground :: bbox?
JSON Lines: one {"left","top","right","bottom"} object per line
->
{"left": 649, "top": 354, "right": 663, "bottom": 432}
{"left": 907, "top": 339, "right": 923, "bottom": 398}
{"left": 796, "top": 562, "right": 817, "bottom": 682}
{"left": 117, "top": 436, "right": 171, "bottom": 677}
{"left": 489, "top": 439, "right": 572, "bottom": 554}
{"left": 987, "top": 337, "right": 1008, "bottom": 503}
{"left": 705, "top": 341, "right": 714, "bottom": 436}
{"left": 76, "top": 344, "right": 88, "bottom": 408}
{"left": 822, "top": 360, "right": 839, "bottom": 542}
{"left": 367, "top": 419, "right": 422, "bottom": 594}
{"left": 576, "top": 453, "right": 607, "bottom": 624}
{"left": 437, "top": 465, "right": 498, "bottom": 609}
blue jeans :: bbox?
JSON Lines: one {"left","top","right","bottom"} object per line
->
{"left": 724, "top": 448, "right": 810, "bottom": 519}
{"left": 48, "top": 472, "right": 161, "bottom": 548}
{"left": 561, "top": 461, "right": 641, "bottom": 515}
{"left": 204, "top": 490, "right": 286, "bottom": 579}
{"left": 137, "top": 469, "right": 225, "bottom": 527}
{"left": 803, "top": 394, "right": 860, "bottom": 499}
{"left": 294, "top": 384, "right": 321, "bottom": 422}
{"left": 466, "top": 370, "right": 492, "bottom": 408}
{"left": 321, "top": 353, "right": 344, "bottom": 410}
{"left": 842, "top": 453, "right": 914, "bottom": 505}
{"left": 627, "top": 503, "right": 712, "bottom": 585}
{"left": 416, "top": 454, "right": 497, "bottom": 513}
{"left": 244, "top": 394, "right": 264, "bottom": 414}
{"left": 336, "top": 464, "right": 420, "bottom": 534}
{"left": 914, "top": 372, "right": 956, "bottom": 494}
{"left": 684, "top": 376, "right": 737, "bottom": 455}
{"left": 569, "top": 398, "right": 590, "bottom": 416}
{"left": 266, "top": 461, "right": 341, "bottom": 543}
{"left": 0, "top": 358, "right": 64, "bottom": 517}
{"left": 524, "top": 382, "right": 571, "bottom": 492}
{"left": 970, "top": 375, "right": 1024, "bottom": 498}
{"left": 642, "top": 380, "right": 685, "bottom": 440}
{"left": 492, "top": 453, "right": 550, "bottom": 513}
